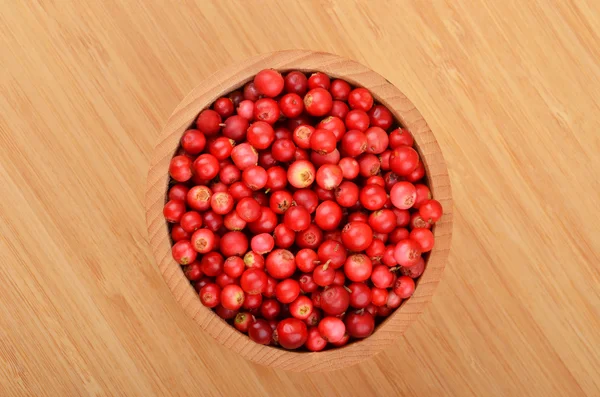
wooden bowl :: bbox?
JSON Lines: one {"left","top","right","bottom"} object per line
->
{"left": 145, "top": 50, "right": 453, "bottom": 372}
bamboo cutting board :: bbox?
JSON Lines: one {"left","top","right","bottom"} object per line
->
{"left": 1, "top": 1, "right": 599, "bottom": 396}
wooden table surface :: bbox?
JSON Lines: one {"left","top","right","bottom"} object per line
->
{"left": 1, "top": 1, "right": 599, "bottom": 396}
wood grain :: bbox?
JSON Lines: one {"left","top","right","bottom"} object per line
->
{"left": 145, "top": 50, "right": 452, "bottom": 371}
{"left": 1, "top": 0, "right": 599, "bottom": 394}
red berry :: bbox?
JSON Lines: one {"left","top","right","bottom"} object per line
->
{"left": 304, "top": 88, "right": 333, "bottom": 116}
{"left": 344, "top": 254, "right": 373, "bottom": 282}
{"left": 222, "top": 115, "right": 249, "bottom": 142}
{"left": 265, "top": 249, "right": 296, "bottom": 279}
{"left": 181, "top": 129, "right": 206, "bottom": 155}
{"left": 163, "top": 199, "right": 186, "bottom": 223}
{"left": 284, "top": 71, "right": 308, "bottom": 95}
{"left": 219, "top": 231, "right": 248, "bottom": 257}
{"left": 394, "top": 239, "right": 422, "bottom": 267}
{"left": 393, "top": 275, "right": 416, "bottom": 299}
{"left": 390, "top": 146, "right": 420, "bottom": 176}
{"left": 246, "top": 121, "right": 274, "bottom": 149}
{"left": 199, "top": 283, "right": 221, "bottom": 308}
{"left": 320, "top": 285, "right": 350, "bottom": 316}
{"left": 234, "top": 312, "right": 253, "bottom": 333}
{"left": 367, "top": 105, "right": 393, "bottom": 130}
{"left": 305, "top": 327, "right": 327, "bottom": 352}
{"left": 364, "top": 126, "right": 389, "bottom": 154}
{"left": 253, "top": 98, "right": 280, "bottom": 124}
{"left": 290, "top": 295, "right": 314, "bottom": 320}
{"left": 390, "top": 181, "right": 417, "bottom": 210}
{"left": 196, "top": 109, "right": 221, "bottom": 135}
{"left": 409, "top": 228, "right": 435, "bottom": 252}
{"left": 348, "top": 88, "right": 373, "bottom": 111}
{"left": 276, "top": 318, "right": 308, "bottom": 349}
{"left": 254, "top": 69, "right": 284, "bottom": 97}
{"left": 341, "top": 221, "right": 373, "bottom": 251}
{"left": 214, "top": 97, "right": 234, "bottom": 118}
{"left": 231, "top": 143, "right": 258, "bottom": 170}
{"left": 310, "top": 128, "right": 337, "bottom": 154}
{"left": 248, "top": 319, "right": 273, "bottom": 344}
{"left": 345, "top": 310, "right": 375, "bottom": 338}
{"left": 318, "top": 317, "right": 345, "bottom": 343}
{"left": 251, "top": 233, "right": 275, "bottom": 255}
{"left": 169, "top": 155, "right": 193, "bottom": 182}
{"left": 419, "top": 199, "right": 443, "bottom": 223}
{"left": 389, "top": 128, "right": 414, "bottom": 148}
{"left": 279, "top": 93, "right": 304, "bottom": 118}
{"left": 221, "top": 284, "right": 245, "bottom": 311}
{"left": 315, "top": 200, "right": 343, "bottom": 231}
{"left": 329, "top": 79, "right": 351, "bottom": 100}
{"left": 287, "top": 160, "right": 316, "bottom": 188}
{"left": 275, "top": 279, "right": 301, "bottom": 304}
{"left": 348, "top": 282, "right": 372, "bottom": 309}
{"left": 171, "top": 240, "right": 197, "bottom": 265}
{"left": 240, "top": 268, "right": 268, "bottom": 295}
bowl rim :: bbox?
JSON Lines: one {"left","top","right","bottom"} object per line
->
{"left": 145, "top": 50, "right": 453, "bottom": 372}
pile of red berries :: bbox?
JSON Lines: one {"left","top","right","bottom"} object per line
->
{"left": 164, "top": 69, "right": 443, "bottom": 351}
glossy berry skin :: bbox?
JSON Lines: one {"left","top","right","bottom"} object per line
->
{"left": 283, "top": 205, "right": 311, "bottom": 232}
{"left": 367, "top": 105, "right": 393, "bottom": 130}
{"left": 344, "top": 254, "right": 373, "bottom": 282}
{"left": 345, "top": 311, "right": 375, "bottom": 338}
{"left": 290, "top": 295, "right": 314, "bottom": 320}
{"left": 246, "top": 121, "right": 274, "bottom": 149}
{"left": 251, "top": 233, "right": 275, "bottom": 255}
{"left": 310, "top": 129, "right": 337, "bottom": 154}
{"left": 419, "top": 199, "right": 444, "bottom": 224}
{"left": 199, "top": 283, "right": 221, "bottom": 308}
{"left": 318, "top": 317, "right": 345, "bottom": 343}
{"left": 180, "top": 129, "right": 206, "bottom": 155}
{"left": 221, "top": 284, "right": 245, "bottom": 311}
{"left": 253, "top": 98, "right": 280, "bottom": 124}
{"left": 329, "top": 79, "right": 351, "bottom": 100}
{"left": 284, "top": 71, "right": 308, "bottom": 95}
{"left": 305, "top": 327, "right": 327, "bottom": 352}
{"left": 393, "top": 276, "right": 416, "bottom": 299}
{"left": 169, "top": 155, "right": 193, "bottom": 182}
{"left": 400, "top": 257, "right": 425, "bottom": 279}
{"left": 240, "top": 268, "right": 268, "bottom": 295}
{"left": 163, "top": 200, "right": 186, "bottom": 223}
{"left": 390, "top": 181, "right": 417, "bottom": 210}
{"left": 275, "top": 279, "right": 301, "bottom": 304}
{"left": 196, "top": 109, "right": 221, "bottom": 135}
{"left": 171, "top": 240, "right": 197, "bottom": 265}
{"left": 315, "top": 200, "right": 343, "bottom": 231}
{"left": 276, "top": 318, "right": 308, "bottom": 349}
{"left": 341, "top": 221, "right": 373, "bottom": 251}
{"left": 249, "top": 319, "right": 273, "bottom": 345}
{"left": 409, "top": 228, "right": 435, "bottom": 252}
{"left": 304, "top": 88, "right": 333, "bottom": 116}
{"left": 348, "top": 282, "right": 372, "bottom": 309}
{"left": 390, "top": 146, "right": 420, "bottom": 176}
{"left": 287, "top": 160, "right": 316, "bottom": 188}
{"left": 345, "top": 110, "right": 370, "bottom": 132}
{"left": 348, "top": 88, "right": 374, "bottom": 111}
{"left": 316, "top": 164, "right": 343, "bottom": 190}
{"left": 279, "top": 93, "right": 304, "bottom": 118}
{"left": 320, "top": 285, "right": 350, "bottom": 316}
{"left": 394, "top": 239, "right": 422, "bottom": 268}
{"left": 254, "top": 69, "right": 284, "bottom": 97}
{"left": 265, "top": 249, "right": 296, "bottom": 279}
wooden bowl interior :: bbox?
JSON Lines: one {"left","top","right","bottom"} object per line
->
{"left": 145, "top": 50, "right": 453, "bottom": 372}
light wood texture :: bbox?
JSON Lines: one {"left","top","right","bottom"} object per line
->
{"left": 145, "top": 50, "right": 452, "bottom": 371}
{"left": 1, "top": 0, "right": 599, "bottom": 394}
